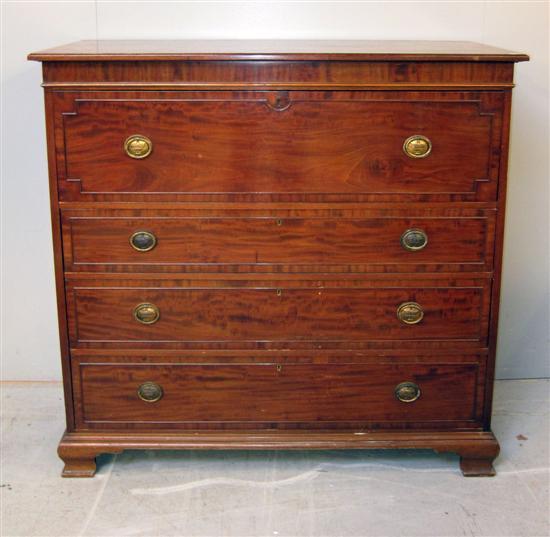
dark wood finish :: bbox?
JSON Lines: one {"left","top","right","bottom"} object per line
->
{"left": 65, "top": 277, "right": 490, "bottom": 347}
{"left": 43, "top": 92, "right": 76, "bottom": 429}
{"left": 73, "top": 361, "right": 482, "bottom": 427}
{"left": 483, "top": 90, "right": 514, "bottom": 430}
{"left": 40, "top": 61, "right": 518, "bottom": 92}
{"left": 54, "top": 91, "right": 503, "bottom": 202}
{"left": 460, "top": 456, "right": 497, "bottom": 477}
{"left": 62, "top": 209, "right": 494, "bottom": 273}
{"left": 29, "top": 40, "right": 527, "bottom": 477}
{"left": 57, "top": 429, "right": 500, "bottom": 477}
{"left": 28, "top": 39, "right": 529, "bottom": 62}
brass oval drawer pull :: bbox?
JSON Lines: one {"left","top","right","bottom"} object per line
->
{"left": 134, "top": 303, "right": 160, "bottom": 324}
{"left": 124, "top": 134, "right": 153, "bottom": 159}
{"left": 395, "top": 381, "right": 421, "bottom": 403}
{"left": 397, "top": 302, "right": 424, "bottom": 324}
{"left": 403, "top": 134, "right": 432, "bottom": 158}
{"left": 137, "top": 381, "right": 163, "bottom": 403}
{"left": 400, "top": 228, "right": 428, "bottom": 251}
{"left": 130, "top": 231, "right": 157, "bottom": 252}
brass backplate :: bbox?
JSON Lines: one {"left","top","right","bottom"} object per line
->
{"left": 133, "top": 303, "right": 160, "bottom": 324}
{"left": 137, "top": 381, "right": 163, "bottom": 403}
{"left": 395, "top": 381, "right": 421, "bottom": 403}
{"left": 397, "top": 302, "right": 424, "bottom": 324}
{"left": 400, "top": 228, "right": 428, "bottom": 251}
{"left": 124, "top": 134, "right": 153, "bottom": 159}
{"left": 130, "top": 231, "right": 157, "bottom": 252}
{"left": 403, "top": 135, "right": 432, "bottom": 158}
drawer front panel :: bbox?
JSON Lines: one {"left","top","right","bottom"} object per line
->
{"left": 66, "top": 280, "right": 489, "bottom": 347}
{"left": 55, "top": 91, "right": 502, "bottom": 201}
{"left": 63, "top": 213, "right": 494, "bottom": 273}
{"left": 75, "top": 362, "right": 480, "bottom": 426}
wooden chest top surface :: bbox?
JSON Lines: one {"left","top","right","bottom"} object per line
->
{"left": 28, "top": 39, "right": 529, "bottom": 62}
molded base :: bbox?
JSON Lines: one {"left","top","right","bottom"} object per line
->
{"left": 58, "top": 429, "right": 500, "bottom": 478}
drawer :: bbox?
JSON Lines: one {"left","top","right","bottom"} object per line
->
{"left": 66, "top": 277, "right": 491, "bottom": 349}
{"left": 72, "top": 360, "right": 483, "bottom": 428}
{"left": 62, "top": 209, "right": 496, "bottom": 273}
{"left": 54, "top": 91, "right": 503, "bottom": 202}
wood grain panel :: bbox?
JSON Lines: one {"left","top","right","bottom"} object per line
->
{"left": 56, "top": 91, "right": 501, "bottom": 202}
{"left": 37, "top": 55, "right": 520, "bottom": 91}
{"left": 62, "top": 212, "right": 493, "bottom": 273}
{"left": 75, "top": 362, "right": 480, "bottom": 426}
{"left": 66, "top": 279, "right": 489, "bottom": 347}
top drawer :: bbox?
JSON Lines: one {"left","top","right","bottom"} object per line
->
{"left": 53, "top": 91, "right": 504, "bottom": 202}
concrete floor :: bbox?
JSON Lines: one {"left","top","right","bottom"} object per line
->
{"left": 1, "top": 380, "right": 548, "bottom": 537}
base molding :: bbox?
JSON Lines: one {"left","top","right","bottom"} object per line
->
{"left": 58, "top": 429, "right": 499, "bottom": 478}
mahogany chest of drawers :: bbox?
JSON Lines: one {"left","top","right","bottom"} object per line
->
{"left": 29, "top": 40, "right": 528, "bottom": 477}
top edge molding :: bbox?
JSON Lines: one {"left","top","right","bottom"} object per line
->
{"left": 28, "top": 39, "right": 530, "bottom": 63}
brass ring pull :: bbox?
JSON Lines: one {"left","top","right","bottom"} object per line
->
{"left": 397, "top": 302, "right": 424, "bottom": 325}
{"left": 137, "top": 381, "right": 163, "bottom": 403}
{"left": 124, "top": 134, "right": 153, "bottom": 159}
{"left": 134, "top": 303, "right": 160, "bottom": 325}
{"left": 403, "top": 135, "right": 432, "bottom": 159}
{"left": 395, "top": 381, "right": 421, "bottom": 403}
{"left": 130, "top": 231, "right": 157, "bottom": 252}
{"left": 400, "top": 229, "right": 428, "bottom": 251}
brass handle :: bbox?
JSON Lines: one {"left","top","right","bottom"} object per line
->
{"left": 130, "top": 231, "right": 157, "bottom": 252}
{"left": 397, "top": 302, "right": 424, "bottom": 324}
{"left": 137, "top": 381, "right": 163, "bottom": 403}
{"left": 400, "top": 228, "right": 428, "bottom": 251}
{"left": 395, "top": 381, "right": 421, "bottom": 403}
{"left": 124, "top": 134, "right": 153, "bottom": 159}
{"left": 403, "top": 135, "right": 432, "bottom": 158}
{"left": 134, "top": 303, "right": 160, "bottom": 324}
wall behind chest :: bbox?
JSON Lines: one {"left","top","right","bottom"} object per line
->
{"left": 2, "top": 1, "right": 548, "bottom": 380}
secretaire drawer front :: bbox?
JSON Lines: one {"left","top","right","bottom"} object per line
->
{"left": 74, "top": 362, "right": 481, "bottom": 427}
{"left": 66, "top": 278, "right": 490, "bottom": 348}
{"left": 62, "top": 212, "right": 495, "bottom": 273}
{"left": 54, "top": 91, "right": 503, "bottom": 201}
